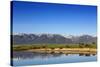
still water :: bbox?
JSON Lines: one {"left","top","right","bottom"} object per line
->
{"left": 12, "top": 51, "right": 97, "bottom": 66}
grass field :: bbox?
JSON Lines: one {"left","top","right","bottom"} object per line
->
{"left": 13, "top": 43, "right": 97, "bottom": 51}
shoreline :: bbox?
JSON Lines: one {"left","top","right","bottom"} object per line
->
{"left": 26, "top": 48, "right": 97, "bottom": 54}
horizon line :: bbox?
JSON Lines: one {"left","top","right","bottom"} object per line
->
{"left": 12, "top": 32, "right": 97, "bottom": 36}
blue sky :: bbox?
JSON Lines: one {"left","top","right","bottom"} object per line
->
{"left": 12, "top": 1, "right": 97, "bottom": 35}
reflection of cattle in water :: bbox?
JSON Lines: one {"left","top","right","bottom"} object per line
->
{"left": 79, "top": 53, "right": 84, "bottom": 56}
{"left": 85, "top": 54, "right": 90, "bottom": 56}
{"left": 13, "top": 51, "right": 63, "bottom": 59}
{"left": 13, "top": 51, "right": 97, "bottom": 60}
{"left": 79, "top": 53, "right": 96, "bottom": 57}
{"left": 92, "top": 54, "right": 96, "bottom": 56}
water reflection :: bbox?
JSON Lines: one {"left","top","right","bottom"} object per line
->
{"left": 79, "top": 53, "right": 84, "bottom": 56}
{"left": 79, "top": 53, "right": 96, "bottom": 57}
{"left": 13, "top": 51, "right": 97, "bottom": 60}
{"left": 92, "top": 54, "right": 96, "bottom": 56}
{"left": 85, "top": 54, "right": 91, "bottom": 56}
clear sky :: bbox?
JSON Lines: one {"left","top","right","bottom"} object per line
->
{"left": 12, "top": 1, "right": 97, "bottom": 36}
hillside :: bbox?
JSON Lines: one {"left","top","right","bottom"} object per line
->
{"left": 12, "top": 33, "right": 97, "bottom": 45}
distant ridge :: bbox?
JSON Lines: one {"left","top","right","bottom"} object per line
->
{"left": 12, "top": 33, "right": 97, "bottom": 45}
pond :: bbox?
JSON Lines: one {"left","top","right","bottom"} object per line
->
{"left": 12, "top": 51, "right": 97, "bottom": 66}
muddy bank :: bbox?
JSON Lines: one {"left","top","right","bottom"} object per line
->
{"left": 27, "top": 48, "right": 97, "bottom": 54}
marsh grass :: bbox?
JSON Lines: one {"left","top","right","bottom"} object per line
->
{"left": 13, "top": 43, "right": 97, "bottom": 51}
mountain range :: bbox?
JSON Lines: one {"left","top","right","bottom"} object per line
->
{"left": 12, "top": 33, "right": 97, "bottom": 45}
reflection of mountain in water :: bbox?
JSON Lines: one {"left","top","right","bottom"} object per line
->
{"left": 13, "top": 51, "right": 96, "bottom": 60}
{"left": 13, "top": 51, "right": 63, "bottom": 59}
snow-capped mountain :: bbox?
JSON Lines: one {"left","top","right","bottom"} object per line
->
{"left": 12, "top": 33, "right": 97, "bottom": 44}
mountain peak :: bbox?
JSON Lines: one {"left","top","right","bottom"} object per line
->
{"left": 12, "top": 33, "right": 97, "bottom": 44}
